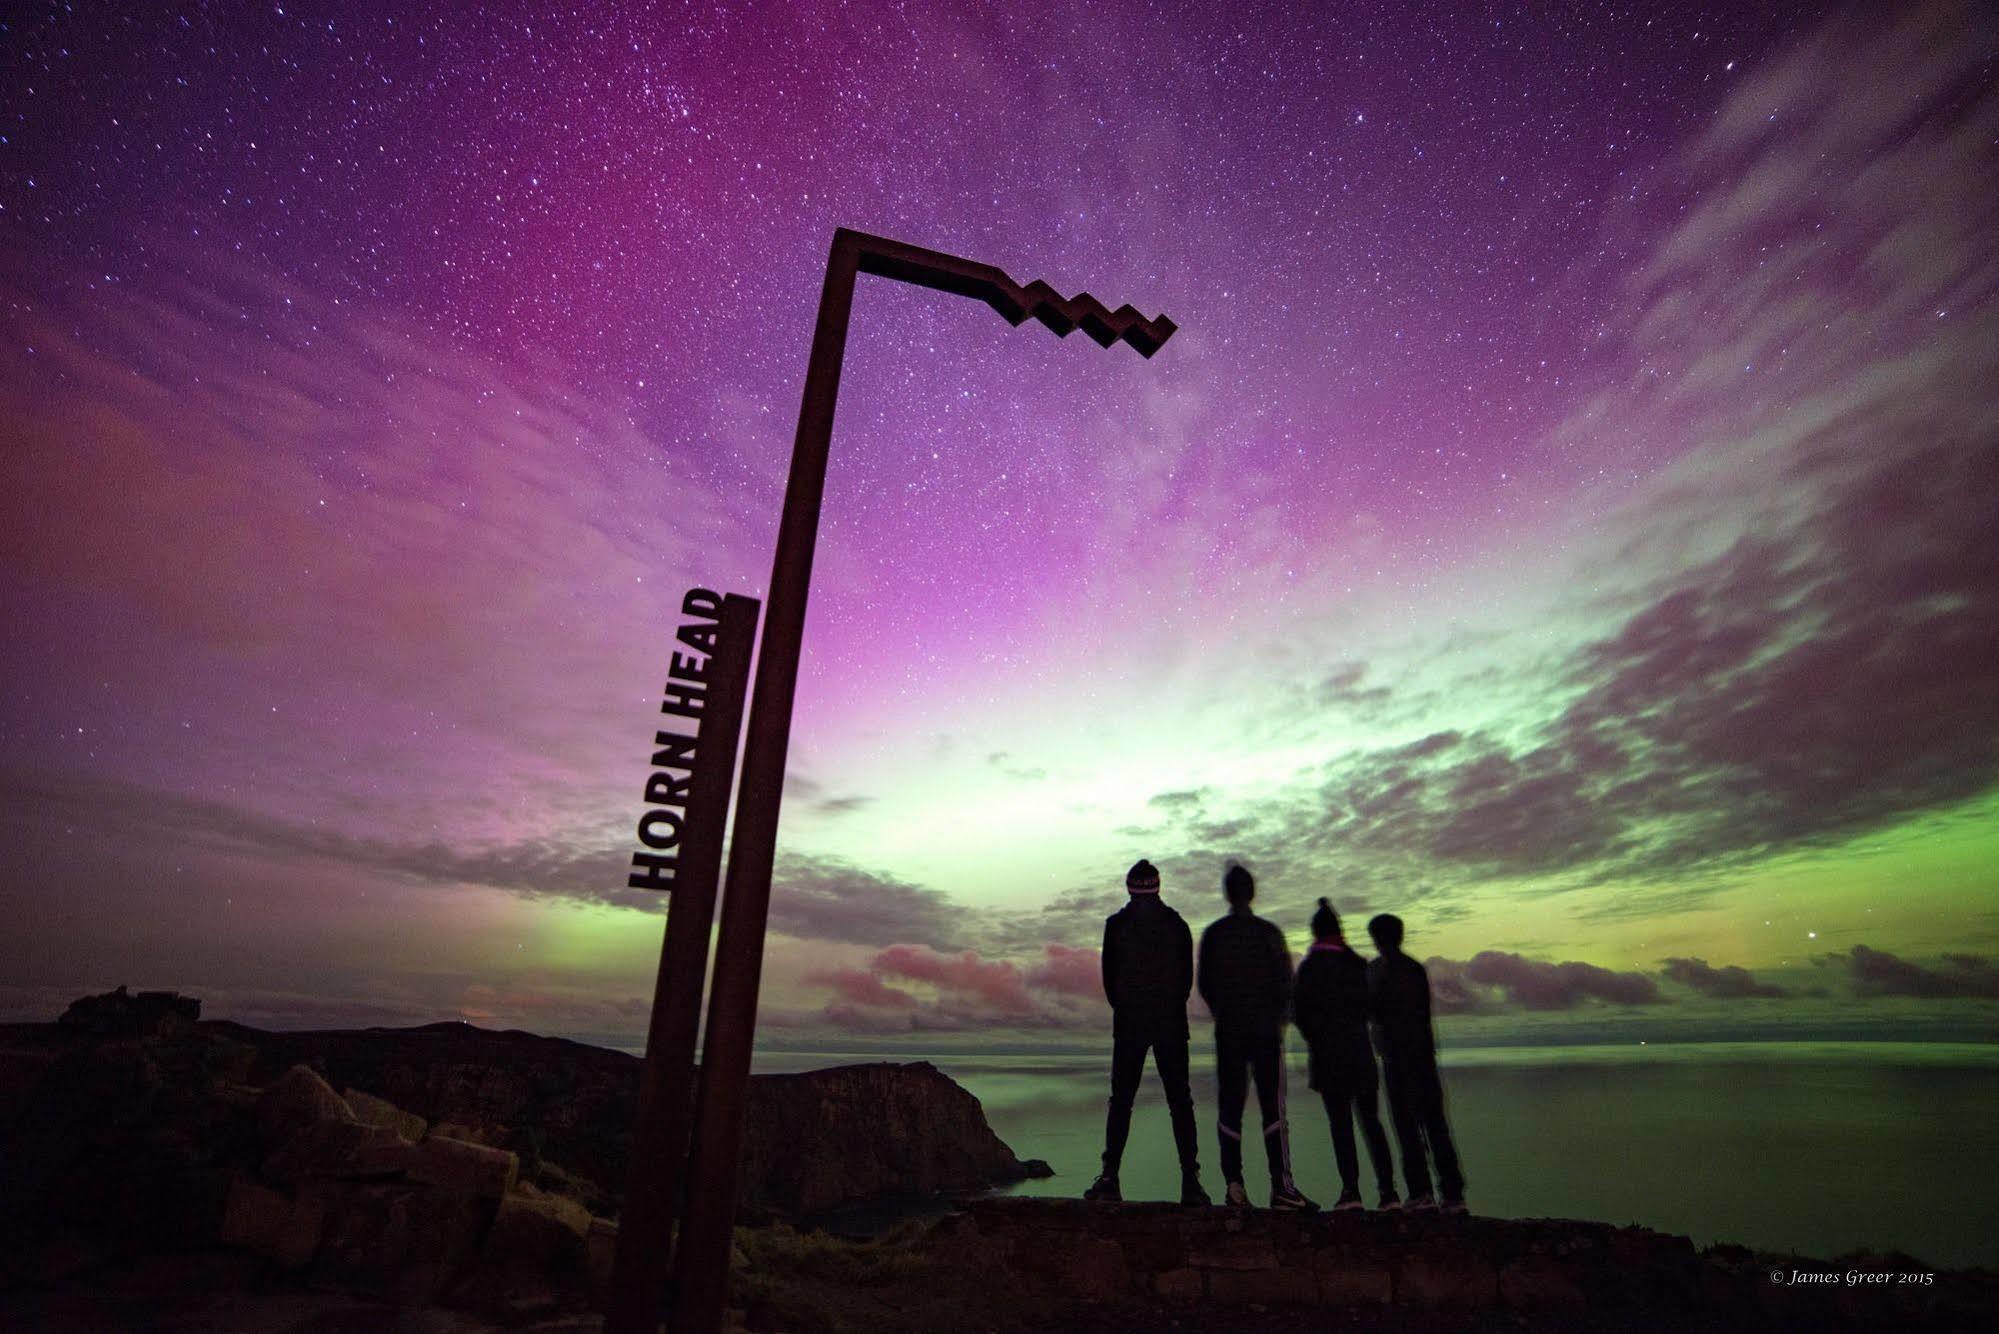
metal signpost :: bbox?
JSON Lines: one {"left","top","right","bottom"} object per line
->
{"left": 606, "top": 589, "right": 759, "bottom": 1334}
{"left": 666, "top": 229, "right": 1176, "bottom": 1332}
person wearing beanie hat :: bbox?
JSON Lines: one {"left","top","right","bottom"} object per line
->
{"left": 1293, "top": 898, "right": 1399, "bottom": 1211}
{"left": 1367, "top": 912, "right": 1466, "bottom": 1213}
{"left": 1085, "top": 859, "right": 1210, "bottom": 1206}
{"left": 1196, "top": 864, "right": 1316, "bottom": 1212}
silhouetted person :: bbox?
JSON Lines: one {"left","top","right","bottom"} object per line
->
{"left": 1087, "top": 859, "right": 1209, "bottom": 1205}
{"left": 1197, "top": 865, "right": 1315, "bottom": 1211}
{"left": 1366, "top": 912, "right": 1466, "bottom": 1213}
{"left": 1293, "top": 898, "right": 1399, "bottom": 1212}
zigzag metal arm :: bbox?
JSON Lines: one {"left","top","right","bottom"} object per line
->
{"left": 840, "top": 227, "right": 1178, "bottom": 357}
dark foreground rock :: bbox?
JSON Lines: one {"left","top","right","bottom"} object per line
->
{"left": 228, "top": 1023, "right": 1051, "bottom": 1217}
{"left": 0, "top": 990, "right": 1049, "bottom": 1224}
{"left": 0, "top": 992, "right": 1049, "bottom": 1326}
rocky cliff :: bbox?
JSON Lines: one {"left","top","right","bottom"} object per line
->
{"left": 1, "top": 988, "right": 1046, "bottom": 1221}
{"left": 223, "top": 1022, "right": 1051, "bottom": 1217}
{"left": 0, "top": 992, "right": 1047, "bottom": 1324}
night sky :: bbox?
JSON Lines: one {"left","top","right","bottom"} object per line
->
{"left": 3, "top": 2, "right": 1995, "bottom": 1048}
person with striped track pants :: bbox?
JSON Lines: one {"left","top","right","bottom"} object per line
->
{"left": 1197, "top": 864, "right": 1316, "bottom": 1212}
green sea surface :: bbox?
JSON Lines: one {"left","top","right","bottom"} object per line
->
{"left": 754, "top": 1043, "right": 1999, "bottom": 1269}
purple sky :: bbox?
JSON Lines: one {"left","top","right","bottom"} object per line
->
{"left": 3, "top": 2, "right": 1996, "bottom": 1047}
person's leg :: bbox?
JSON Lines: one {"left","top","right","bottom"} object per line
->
{"left": 1417, "top": 1058, "right": 1464, "bottom": 1200}
{"left": 1319, "top": 1085, "right": 1360, "bottom": 1194}
{"left": 1381, "top": 1055, "right": 1433, "bottom": 1199}
{"left": 1247, "top": 1025, "right": 1295, "bottom": 1194}
{"left": 1352, "top": 1059, "right": 1397, "bottom": 1197}
{"left": 1214, "top": 1024, "right": 1248, "bottom": 1188}
{"left": 1152, "top": 1023, "right": 1201, "bottom": 1179}
{"left": 1101, "top": 1019, "right": 1148, "bottom": 1178}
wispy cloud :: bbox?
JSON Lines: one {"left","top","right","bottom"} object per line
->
{"left": 1837, "top": 945, "right": 1999, "bottom": 1000}
{"left": 1661, "top": 957, "right": 1790, "bottom": 1000}
{"left": 806, "top": 942, "right": 1107, "bottom": 1033}
{"left": 1427, "top": 951, "right": 1664, "bottom": 1013}
{"left": 1118, "top": 7, "right": 1999, "bottom": 910}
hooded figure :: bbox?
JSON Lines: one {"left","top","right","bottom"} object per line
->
{"left": 1085, "top": 859, "right": 1209, "bottom": 1205}
{"left": 1292, "top": 898, "right": 1398, "bottom": 1210}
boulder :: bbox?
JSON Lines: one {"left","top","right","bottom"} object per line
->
{"left": 451, "top": 1188, "right": 593, "bottom": 1321}
{"left": 344, "top": 1087, "right": 427, "bottom": 1142}
{"left": 257, "top": 1064, "right": 354, "bottom": 1148}
{"left": 219, "top": 1174, "right": 325, "bottom": 1269}
{"left": 410, "top": 1131, "right": 519, "bottom": 1198}
{"left": 431, "top": 1118, "right": 509, "bottom": 1148}
{"left": 311, "top": 1181, "right": 493, "bottom": 1304}
{"left": 585, "top": 1215, "right": 619, "bottom": 1304}
{"left": 200, "top": 1037, "right": 259, "bottom": 1086}
{"left": 262, "top": 1118, "right": 415, "bottom": 1185}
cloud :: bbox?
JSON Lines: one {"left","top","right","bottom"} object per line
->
{"left": 0, "top": 767, "right": 643, "bottom": 908}
{"left": 1147, "top": 788, "right": 1211, "bottom": 813}
{"left": 1313, "top": 661, "right": 1393, "bottom": 714}
{"left": 1839, "top": 945, "right": 1999, "bottom": 999}
{"left": 986, "top": 751, "right": 1048, "bottom": 782}
{"left": 782, "top": 773, "right": 876, "bottom": 818}
{"left": 0, "top": 771, "right": 1002, "bottom": 943}
{"left": 1279, "top": 373, "right": 1999, "bottom": 887}
{"left": 966, "top": 885, "right": 1123, "bottom": 957}
{"left": 768, "top": 855, "right": 967, "bottom": 949}
{"left": 1660, "top": 957, "right": 1790, "bottom": 999}
{"left": 873, "top": 945, "right": 1036, "bottom": 1014}
{"left": 1421, "top": 962, "right": 1486, "bottom": 1017}
{"left": 1427, "top": 951, "right": 1664, "bottom": 1012}
{"left": 0, "top": 244, "right": 774, "bottom": 944}
{"left": 1123, "top": 7, "right": 1999, "bottom": 909}
{"left": 1024, "top": 943, "right": 1100, "bottom": 998}
{"left": 802, "top": 967, "right": 919, "bottom": 1011}
{"left": 804, "top": 942, "right": 1107, "bottom": 1032}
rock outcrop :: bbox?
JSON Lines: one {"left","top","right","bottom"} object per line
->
{"left": 742, "top": 1061, "right": 1050, "bottom": 1215}
{"left": 225, "top": 1019, "right": 1051, "bottom": 1217}
{"left": 0, "top": 988, "right": 1052, "bottom": 1321}
{"left": 57, "top": 984, "right": 200, "bottom": 1038}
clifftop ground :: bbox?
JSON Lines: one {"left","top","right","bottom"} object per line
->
{"left": 7, "top": 1198, "right": 1994, "bottom": 1333}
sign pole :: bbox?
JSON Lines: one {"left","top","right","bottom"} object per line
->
{"left": 604, "top": 589, "right": 760, "bottom": 1334}
{"left": 669, "top": 229, "right": 1174, "bottom": 1333}
{"left": 669, "top": 234, "right": 860, "bottom": 1334}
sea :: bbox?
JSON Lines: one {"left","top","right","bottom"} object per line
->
{"left": 749, "top": 1042, "right": 1999, "bottom": 1270}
